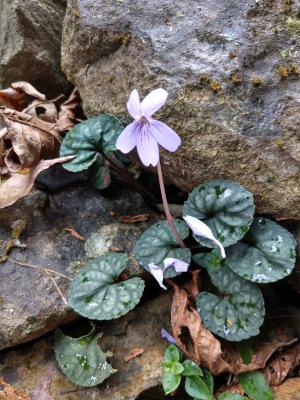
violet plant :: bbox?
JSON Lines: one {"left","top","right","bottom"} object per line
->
{"left": 56, "top": 88, "right": 297, "bottom": 391}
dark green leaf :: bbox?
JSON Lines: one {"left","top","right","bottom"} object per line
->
{"left": 239, "top": 371, "right": 274, "bottom": 400}
{"left": 226, "top": 218, "right": 297, "bottom": 283}
{"left": 88, "top": 156, "right": 111, "bottom": 189}
{"left": 54, "top": 328, "right": 115, "bottom": 387}
{"left": 202, "top": 368, "right": 214, "bottom": 395}
{"left": 162, "top": 373, "right": 181, "bottom": 395}
{"left": 164, "top": 344, "right": 182, "bottom": 363}
{"left": 183, "top": 359, "right": 203, "bottom": 376}
{"left": 68, "top": 253, "right": 145, "bottom": 320}
{"left": 183, "top": 180, "right": 255, "bottom": 248}
{"left": 135, "top": 220, "right": 191, "bottom": 278}
{"left": 196, "top": 255, "right": 265, "bottom": 341}
{"left": 185, "top": 375, "right": 214, "bottom": 400}
{"left": 236, "top": 339, "right": 254, "bottom": 365}
{"left": 60, "top": 115, "right": 123, "bottom": 172}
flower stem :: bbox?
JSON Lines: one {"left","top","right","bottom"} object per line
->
{"left": 157, "top": 161, "right": 185, "bottom": 248}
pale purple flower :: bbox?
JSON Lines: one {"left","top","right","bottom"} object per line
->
{"left": 148, "top": 258, "right": 189, "bottom": 290}
{"left": 116, "top": 88, "right": 181, "bottom": 167}
{"left": 183, "top": 215, "right": 226, "bottom": 258}
{"left": 161, "top": 328, "right": 176, "bottom": 344}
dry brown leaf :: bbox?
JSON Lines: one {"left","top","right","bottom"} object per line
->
{"left": 124, "top": 348, "right": 145, "bottom": 362}
{"left": 273, "top": 378, "right": 300, "bottom": 399}
{"left": 119, "top": 214, "right": 150, "bottom": 223}
{"left": 0, "top": 377, "right": 30, "bottom": 400}
{"left": 64, "top": 228, "right": 85, "bottom": 241}
{"left": 264, "top": 343, "right": 300, "bottom": 386}
{"left": 0, "top": 81, "right": 45, "bottom": 110}
{"left": 23, "top": 100, "right": 58, "bottom": 123}
{"left": 30, "top": 366, "right": 54, "bottom": 400}
{"left": 0, "top": 156, "right": 74, "bottom": 209}
{"left": 216, "top": 382, "right": 245, "bottom": 397}
{"left": 57, "top": 88, "right": 80, "bottom": 132}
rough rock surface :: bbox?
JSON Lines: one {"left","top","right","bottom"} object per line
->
{"left": 62, "top": 0, "right": 300, "bottom": 218}
{"left": 0, "top": 169, "right": 157, "bottom": 350}
{"left": 0, "top": 293, "right": 172, "bottom": 400}
{"left": 273, "top": 378, "right": 300, "bottom": 400}
{"left": 0, "top": 0, "right": 69, "bottom": 96}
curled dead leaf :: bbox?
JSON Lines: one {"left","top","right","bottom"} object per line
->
{"left": 0, "top": 156, "right": 74, "bottom": 209}
{"left": 124, "top": 348, "right": 145, "bottom": 362}
{"left": 0, "top": 377, "right": 30, "bottom": 400}
{"left": 119, "top": 214, "right": 150, "bottom": 223}
{"left": 57, "top": 88, "right": 80, "bottom": 132}
{"left": 264, "top": 343, "right": 300, "bottom": 386}
{"left": 23, "top": 100, "right": 58, "bottom": 123}
{"left": 64, "top": 228, "right": 85, "bottom": 241}
{"left": 0, "top": 81, "right": 45, "bottom": 110}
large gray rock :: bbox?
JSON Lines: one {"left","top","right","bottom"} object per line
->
{"left": 0, "top": 293, "right": 172, "bottom": 400}
{"left": 62, "top": 0, "right": 300, "bottom": 218}
{"left": 0, "top": 0, "right": 69, "bottom": 96}
{"left": 0, "top": 172, "right": 156, "bottom": 350}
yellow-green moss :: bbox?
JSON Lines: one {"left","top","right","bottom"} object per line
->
{"left": 251, "top": 77, "right": 263, "bottom": 87}
{"left": 231, "top": 74, "right": 243, "bottom": 86}
{"left": 286, "top": 16, "right": 300, "bottom": 34}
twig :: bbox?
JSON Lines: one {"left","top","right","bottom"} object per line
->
{"left": 7, "top": 257, "right": 72, "bottom": 280}
{"left": 44, "top": 270, "right": 68, "bottom": 305}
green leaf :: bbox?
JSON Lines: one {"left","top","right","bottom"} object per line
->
{"left": 202, "top": 368, "right": 214, "bottom": 395}
{"left": 162, "top": 373, "right": 181, "bottom": 395}
{"left": 225, "top": 218, "right": 297, "bottom": 283}
{"left": 68, "top": 253, "right": 145, "bottom": 320}
{"left": 60, "top": 115, "right": 123, "bottom": 172}
{"left": 185, "top": 375, "right": 214, "bottom": 400}
{"left": 236, "top": 339, "right": 254, "bottom": 365}
{"left": 88, "top": 156, "right": 111, "bottom": 189}
{"left": 183, "top": 180, "right": 255, "bottom": 248}
{"left": 54, "top": 328, "right": 115, "bottom": 387}
{"left": 196, "top": 256, "right": 265, "bottom": 341}
{"left": 183, "top": 359, "right": 203, "bottom": 377}
{"left": 164, "top": 344, "right": 182, "bottom": 363}
{"left": 135, "top": 220, "right": 191, "bottom": 278}
{"left": 218, "top": 393, "right": 249, "bottom": 400}
{"left": 239, "top": 371, "right": 274, "bottom": 400}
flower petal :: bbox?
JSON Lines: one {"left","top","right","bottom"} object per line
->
{"left": 150, "top": 120, "right": 181, "bottom": 152}
{"left": 116, "top": 122, "right": 139, "bottom": 154}
{"left": 161, "top": 328, "right": 176, "bottom": 344}
{"left": 136, "top": 126, "right": 159, "bottom": 166}
{"left": 127, "top": 89, "right": 141, "bottom": 119}
{"left": 140, "top": 88, "right": 168, "bottom": 117}
{"left": 163, "top": 257, "right": 189, "bottom": 273}
{"left": 183, "top": 215, "right": 226, "bottom": 258}
{"left": 148, "top": 263, "right": 167, "bottom": 290}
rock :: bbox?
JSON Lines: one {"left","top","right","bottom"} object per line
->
{"left": 62, "top": 0, "right": 300, "bottom": 218}
{"left": 0, "top": 0, "right": 69, "bottom": 96}
{"left": 273, "top": 378, "right": 300, "bottom": 400}
{"left": 0, "top": 180, "right": 157, "bottom": 350}
{"left": 0, "top": 293, "right": 172, "bottom": 400}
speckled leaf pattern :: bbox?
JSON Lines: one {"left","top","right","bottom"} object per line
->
{"left": 54, "top": 329, "right": 115, "bottom": 387}
{"left": 225, "top": 217, "right": 297, "bottom": 283}
{"left": 68, "top": 253, "right": 145, "bottom": 320}
{"left": 135, "top": 220, "right": 191, "bottom": 278}
{"left": 183, "top": 180, "right": 255, "bottom": 248}
{"left": 60, "top": 115, "right": 123, "bottom": 172}
{"left": 196, "top": 259, "right": 265, "bottom": 341}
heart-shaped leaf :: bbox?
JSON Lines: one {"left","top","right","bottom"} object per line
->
{"left": 60, "top": 115, "right": 123, "bottom": 172}
{"left": 54, "top": 328, "right": 115, "bottom": 387}
{"left": 239, "top": 371, "right": 274, "bottom": 400}
{"left": 196, "top": 254, "right": 265, "bottom": 341}
{"left": 135, "top": 220, "right": 191, "bottom": 278}
{"left": 68, "top": 253, "right": 145, "bottom": 320}
{"left": 225, "top": 218, "right": 297, "bottom": 283}
{"left": 183, "top": 180, "right": 255, "bottom": 248}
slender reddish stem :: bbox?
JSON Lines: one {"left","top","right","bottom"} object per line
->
{"left": 157, "top": 161, "right": 185, "bottom": 248}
